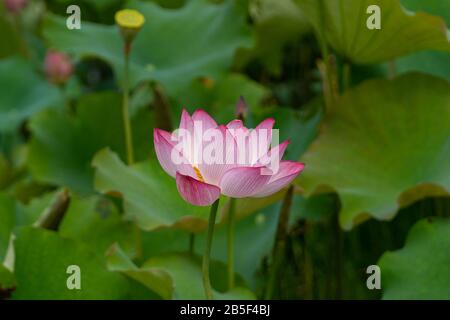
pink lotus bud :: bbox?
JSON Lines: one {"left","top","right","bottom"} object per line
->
{"left": 4, "top": 0, "right": 27, "bottom": 14}
{"left": 236, "top": 96, "right": 248, "bottom": 120}
{"left": 44, "top": 50, "right": 73, "bottom": 85}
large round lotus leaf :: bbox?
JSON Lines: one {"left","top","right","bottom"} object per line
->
{"left": 92, "top": 148, "right": 284, "bottom": 232}
{"left": 237, "top": 0, "right": 311, "bottom": 75}
{"left": 296, "top": 0, "right": 450, "bottom": 64}
{"left": 0, "top": 57, "right": 61, "bottom": 132}
{"left": 12, "top": 227, "right": 152, "bottom": 299}
{"left": 27, "top": 92, "right": 153, "bottom": 194}
{"left": 396, "top": 0, "right": 450, "bottom": 81}
{"left": 298, "top": 73, "right": 450, "bottom": 229}
{"left": 59, "top": 196, "right": 137, "bottom": 258}
{"left": 43, "top": 0, "right": 252, "bottom": 95}
{"left": 378, "top": 218, "right": 450, "bottom": 299}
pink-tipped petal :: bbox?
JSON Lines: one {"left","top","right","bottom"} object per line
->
{"left": 154, "top": 128, "right": 194, "bottom": 178}
{"left": 247, "top": 118, "right": 276, "bottom": 164}
{"left": 227, "top": 119, "right": 244, "bottom": 130}
{"left": 236, "top": 96, "right": 248, "bottom": 118}
{"left": 219, "top": 166, "right": 271, "bottom": 198}
{"left": 154, "top": 128, "right": 178, "bottom": 177}
{"left": 255, "top": 139, "right": 290, "bottom": 166}
{"left": 176, "top": 172, "right": 221, "bottom": 206}
{"left": 252, "top": 161, "right": 305, "bottom": 197}
{"left": 227, "top": 121, "right": 249, "bottom": 163}
{"left": 179, "top": 109, "right": 193, "bottom": 133}
{"left": 192, "top": 109, "right": 218, "bottom": 131}
{"left": 255, "top": 118, "right": 275, "bottom": 131}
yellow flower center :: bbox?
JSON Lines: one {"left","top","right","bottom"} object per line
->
{"left": 193, "top": 166, "right": 205, "bottom": 183}
{"left": 115, "top": 9, "right": 145, "bottom": 29}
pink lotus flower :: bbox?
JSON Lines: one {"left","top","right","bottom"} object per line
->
{"left": 4, "top": 0, "right": 27, "bottom": 14}
{"left": 44, "top": 50, "right": 73, "bottom": 85}
{"left": 153, "top": 108, "right": 304, "bottom": 206}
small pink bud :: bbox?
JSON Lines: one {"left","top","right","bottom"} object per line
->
{"left": 236, "top": 96, "right": 248, "bottom": 120}
{"left": 4, "top": 0, "right": 27, "bottom": 14}
{"left": 44, "top": 50, "right": 73, "bottom": 85}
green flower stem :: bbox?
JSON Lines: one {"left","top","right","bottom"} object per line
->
{"left": 12, "top": 15, "right": 31, "bottom": 59}
{"left": 265, "top": 185, "right": 294, "bottom": 300}
{"left": 122, "top": 48, "right": 134, "bottom": 165}
{"left": 122, "top": 46, "right": 140, "bottom": 258}
{"left": 227, "top": 197, "right": 236, "bottom": 290}
{"left": 316, "top": 1, "right": 338, "bottom": 112}
{"left": 202, "top": 198, "right": 220, "bottom": 300}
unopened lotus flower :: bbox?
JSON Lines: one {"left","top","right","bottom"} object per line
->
{"left": 44, "top": 50, "right": 73, "bottom": 85}
{"left": 154, "top": 105, "right": 304, "bottom": 206}
{"left": 4, "top": 0, "right": 27, "bottom": 14}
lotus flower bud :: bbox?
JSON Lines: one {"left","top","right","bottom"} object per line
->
{"left": 236, "top": 96, "right": 248, "bottom": 121}
{"left": 4, "top": 0, "right": 27, "bottom": 14}
{"left": 44, "top": 50, "right": 73, "bottom": 85}
{"left": 115, "top": 9, "right": 145, "bottom": 54}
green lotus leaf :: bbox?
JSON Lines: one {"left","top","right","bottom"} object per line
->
{"left": 296, "top": 0, "right": 450, "bottom": 64}
{"left": 0, "top": 191, "right": 58, "bottom": 261}
{"left": 59, "top": 196, "right": 137, "bottom": 258}
{"left": 0, "top": 57, "right": 61, "bottom": 132}
{"left": 43, "top": 0, "right": 252, "bottom": 95}
{"left": 396, "top": 51, "right": 450, "bottom": 82}
{"left": 106, "top": 243, "right": 173, "bottom": 300}
{"left": 237, "top": 0, "right": 311, "bottom": 74}
{"left": 401, "top": 0, "right": 450, "bottom": 25}
{"left": 298, "top": 73, "right": 450, "bottom": 229}
{"left": 27, "top": 92, "right": 153, "bottom": 193}
{"left": 12, "top": 227, "right": 153, "bottom": 299}
{"left": 93, "top": 148, "right": 212, "bottom": 231}
{"left": 396, "top": 0, "right": 450, "bottom": 81}
{"left": 15, "top": 191, "right": 57, "bottom": 226}
{"left": 378, "top": 217, "right": 450, "bottom": 299}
